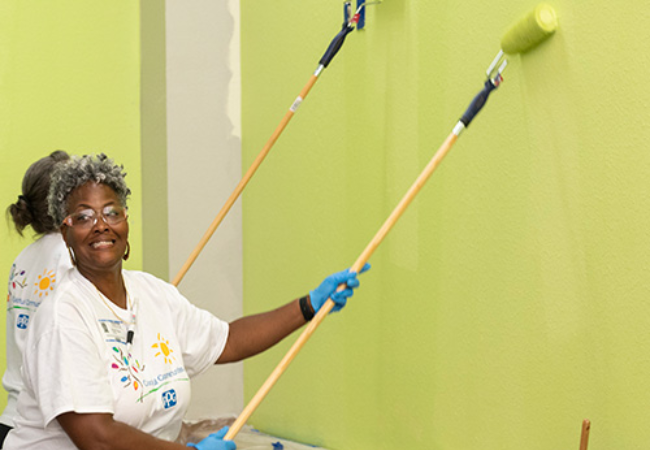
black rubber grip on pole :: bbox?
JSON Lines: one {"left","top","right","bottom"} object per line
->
{"left": 460, "top": 79, "right": 499, "bottom": 127}
{"left": 319, "top": 23, "right": 354, "bottom": 67}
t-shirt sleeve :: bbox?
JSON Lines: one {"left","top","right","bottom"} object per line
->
{"left": 162, "top": 285, "right": 230, "bottom": 378}
{"left": 24, "top": 319, "right": 114, "bottom": 427}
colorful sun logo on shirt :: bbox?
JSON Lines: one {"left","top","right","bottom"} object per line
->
{"left": 152, "top": 333, "right": 176, "bottom": 364}
{"left": 34, "top": 269, "right": 56, "bottom": 297}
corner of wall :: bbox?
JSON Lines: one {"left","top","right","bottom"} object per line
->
{"left": 140, "top": 0, "right": 170, "bottom": 281}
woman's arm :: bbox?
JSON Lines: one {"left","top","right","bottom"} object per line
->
{"left": 57, "top": 413, "right": 234, "bottom": 450}
{"left": 217, "top": 298, "right": 305, "bottom": 364}
{"left": 216, "top": 264, "right": 369, "bottom": 364}
{"left": 57, "top": 412, "right": 185, "bottom": 450}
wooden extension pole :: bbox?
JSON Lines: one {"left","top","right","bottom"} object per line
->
{"left": 224, "top": 131, "right": 460, "bottom": 439}
{"left": 579, "top": 419, "right": 591, "bottom": 450}
{"left": 171, "top": 74, "right": 320, "bottom": 287}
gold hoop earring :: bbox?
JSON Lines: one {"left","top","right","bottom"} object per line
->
{"left": 123, "top": 242, "right": 130, "bottom": 261}
{"left": 67, "top": 246, "right": 77, "bottom": 266}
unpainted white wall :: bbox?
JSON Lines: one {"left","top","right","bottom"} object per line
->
{"left": 165, "top": 0, "right": 242, "bottom": 419}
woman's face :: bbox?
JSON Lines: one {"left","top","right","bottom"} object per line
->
{"left": 61, "top": 182, "right": 129, "bottom": 276}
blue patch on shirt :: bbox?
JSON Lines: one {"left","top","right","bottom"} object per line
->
{"left": 16, "top": 314, "right": 29, "bottom": 329}
{"left": 162, "top": 389, "right": 177, "bottom": 409}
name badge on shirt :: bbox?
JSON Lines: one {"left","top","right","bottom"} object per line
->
{"left": 99, "top": 319, "right": 126, "bottom": 343}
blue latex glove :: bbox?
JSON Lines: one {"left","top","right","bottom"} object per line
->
{"left": 187, "top": 426, "right": 236, "bottom": 450}
{"left": 309, "top": 263, "right": 370, "bottom": 314}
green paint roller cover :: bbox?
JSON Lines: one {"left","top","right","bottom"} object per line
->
{"left": 500, "top": 3, "right": 558, "bottom": 54}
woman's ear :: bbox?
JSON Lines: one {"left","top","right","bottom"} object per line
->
{"left": 59, "top": 224, "right": 69, "bottom": 245}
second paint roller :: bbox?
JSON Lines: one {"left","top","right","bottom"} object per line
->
{"left": 223, "top": 2, "right": 560, "bottom": 440}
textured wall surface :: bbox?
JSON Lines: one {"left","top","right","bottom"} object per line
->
{"left": 241, "top": 1, "right": 650, "bottom": 449}
{"left": 0, "top": 1, "right": 142, "bottom": 404}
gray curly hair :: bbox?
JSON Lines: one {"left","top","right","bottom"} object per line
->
{"left": 48, "top": 153, "right": 131, "bottom": 225}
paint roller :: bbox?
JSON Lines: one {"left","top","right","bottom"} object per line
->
{"left": 458, "top": 2, "right": 558, "bottom": 131}
{"left": 171, "top": 3, "right": 377, "bottom": 287}
{"left": 223, "top": 3, "right": 559, "bottom": 440}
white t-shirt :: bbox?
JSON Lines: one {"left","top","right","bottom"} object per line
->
{"left": 4, "top": 268, "right": 229, "bottom": 449}
{"left": 1, "top": 233, "right": 70, "bottom": 428}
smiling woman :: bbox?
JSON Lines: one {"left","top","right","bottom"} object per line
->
{"left": 61, "top": 182, "right": 131, "bottom": 295}
{"left": 3, "top": 153, "right": 369, "bottom": 450}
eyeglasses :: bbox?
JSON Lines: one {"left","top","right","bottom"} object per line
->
{"left": 63, "top": 206, "right": 128, "bottom": 229}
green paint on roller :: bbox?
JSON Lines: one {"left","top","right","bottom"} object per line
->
{"left": 500, "top": 3, "right": 558, "bottom": 54}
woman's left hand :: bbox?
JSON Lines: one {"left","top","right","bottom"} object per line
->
{"left": 309, "top": 263, "right": 371, "bottom": 314}
{"left": 187, "top": 426, "right": 236, "bottom": 450}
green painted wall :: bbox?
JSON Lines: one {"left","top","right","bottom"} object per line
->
{"left": 242, "top": 1, "right": 650, "bottom": 449}
{"left": 0, "top": 1, "right": 142, "bottom": 410}
{"left": 140, "top": 0, "right": 169, "bottom": 281}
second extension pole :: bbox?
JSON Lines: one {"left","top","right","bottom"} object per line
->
{"left": 172, "top": 20, "right": 357, "bottom": 287}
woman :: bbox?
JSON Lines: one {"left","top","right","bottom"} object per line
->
{"left": 1, "top": 150, "right": 71, "bottom": 447}
{"left": 4, "top": 154, "right": 368, "bottom": 450}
